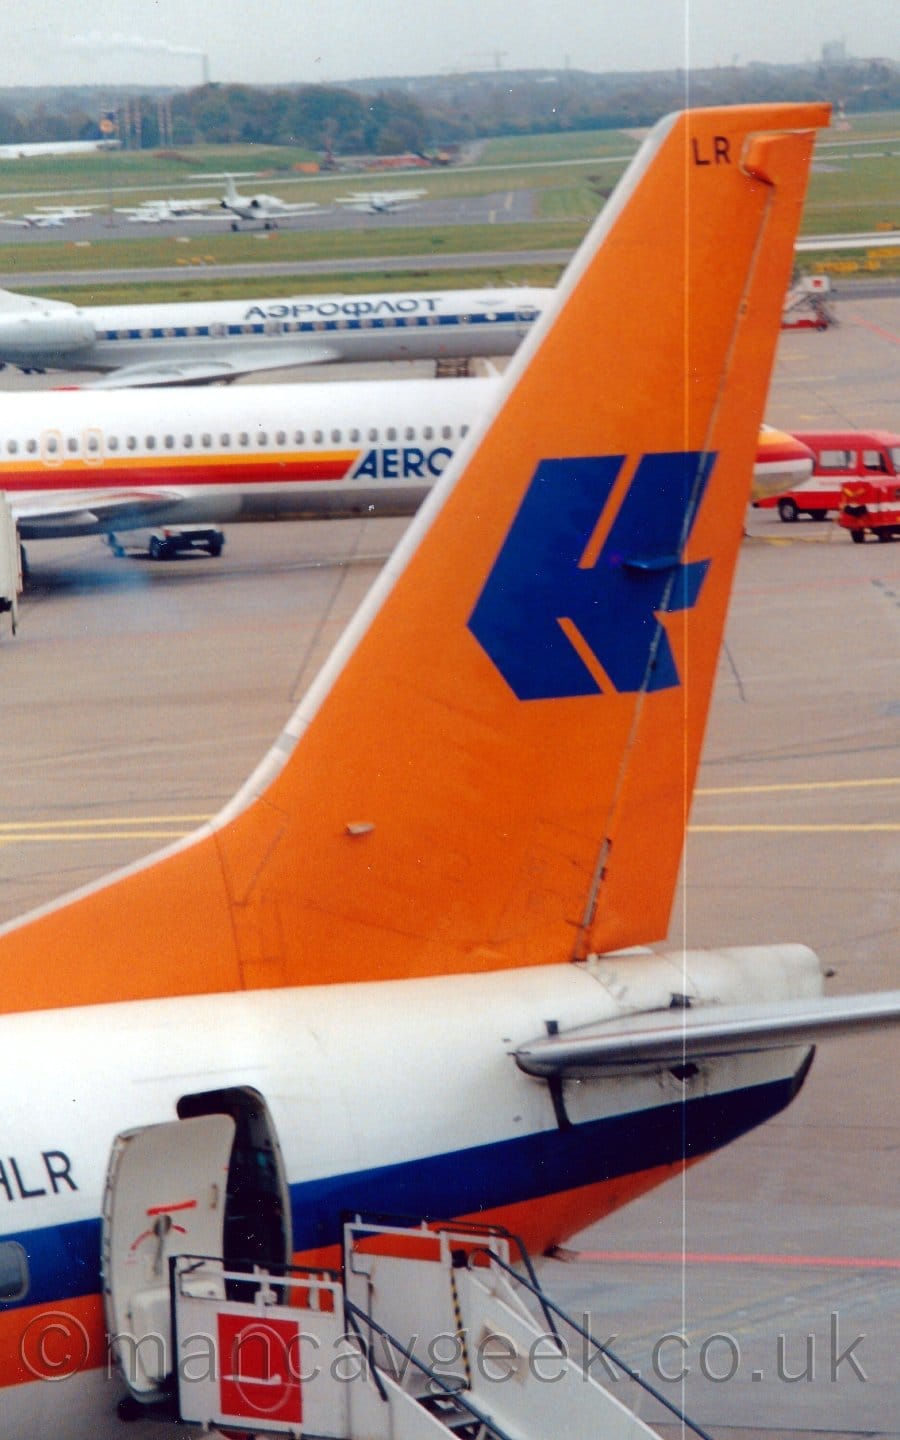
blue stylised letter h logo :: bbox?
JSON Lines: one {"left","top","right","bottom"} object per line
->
{"left": 467, "top": 452, "right": 714, "bottom": 701}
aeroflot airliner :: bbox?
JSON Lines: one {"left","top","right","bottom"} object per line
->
{"left": 2, "top": 378, "right": 812, "bottom": 545}
{"left": 0, "top": 285, "right": 551, "bottom": 387}
{"left": 2, "top": 102, "right": 897, "bottom": 1440}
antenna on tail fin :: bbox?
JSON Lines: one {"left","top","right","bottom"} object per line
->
{"left": 0, "top": 104, "right": 830, "bottom": 1012}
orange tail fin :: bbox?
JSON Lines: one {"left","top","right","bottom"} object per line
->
{"left": 0, "top": 103, "right": 829, "bottom": 1010}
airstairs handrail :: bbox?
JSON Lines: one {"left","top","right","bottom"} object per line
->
{"left": 344, "top": 1295, "right": 517, "bottom": 1440}
{"left": 467, "top": 1244, "right": 717, "bottom": 1440}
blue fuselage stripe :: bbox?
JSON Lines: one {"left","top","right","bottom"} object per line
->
{"left": 0, "top": 1065, "right": 807, "bottom": 1314}
{"left": 95, "top": 312, "right": 530, "bottom": 346}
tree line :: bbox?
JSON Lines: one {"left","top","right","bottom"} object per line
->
{"left": 0, "top": 59, "right": 898, "bottom": 156}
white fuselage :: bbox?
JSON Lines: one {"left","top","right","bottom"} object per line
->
{"left": 1, "top": 376, "right": 495, "bottom": 538}
{"left": 0, "top": 287, "right": 551, "bottom": 380}
{"left": 0, "top": 949, "right": 819, "bottom": 1434}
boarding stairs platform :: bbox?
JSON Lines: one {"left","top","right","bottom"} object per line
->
{"left": 782, "top": 272, "right": 835, "bottom": 329}
{"left": 164, "top": 1215, "right": 714, "bottom": 1440}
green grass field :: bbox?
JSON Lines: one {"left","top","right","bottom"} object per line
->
{"left": 0, "top": 116, "right": 897, "bottom": 299}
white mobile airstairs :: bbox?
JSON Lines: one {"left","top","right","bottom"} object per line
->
{"left": 124, "top": 1215, "right": 715, "bottom": 1440}
{"left": 0, "top": 495, "right": 21, "bottom": 637}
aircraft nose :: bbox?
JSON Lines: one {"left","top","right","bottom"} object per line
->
{"left": 0, "top": 308, "right": 96, "bottom": 354}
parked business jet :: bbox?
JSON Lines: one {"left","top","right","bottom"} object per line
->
{"left": 0, "top": 369, "right": 811, "bottom": 544}
{"left": 217, "top": 174, "right": 323, "bottom": 230}
{"left": 0, "top": 284, "right": 551, "bottom": 386}
{"left": 5, "top": 102, "right": 896, "bottom": 1440}
{"left": 335, "top": 188, "right": 427, "bottom": 213}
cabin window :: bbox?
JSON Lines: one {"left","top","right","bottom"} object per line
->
{"left": 67, "top": 436, "right": 79, "bottom": 453}
{"left": 6, "top": 439, "right": 17, "bottom": 455}
{"left": 265, "top": 320, "right": 280, "bottom": 336}
{"left": 294, "top": 430, "right": 305, "bottom": 445}
{"left": 441, "top": 425, "right": 452, "bottom": 440}
{"left": 423, "top": 426, "right": 434, "bottom": 441}
{"left": 405, "top": 426, "right": 416, "bottom": 441}
{"left": 140, "top": 328, "right": 152, "bottom": 340}
{"left": 26, "top": 439, "right": 37, "bottom": 455}
{"left": 220, "top": 434, "right": 231, "bottom": 448}
{"left": 331, "top": 429, "right": 341, "bottom": 444}
{"left": 891, "top": 448, "right": 900, "bottom": 472}
{"left": 145, "top": 436, "right": 156, "bottom": 451}
{"left": 87, "top": 435, "right": 100, "bottom": 453}
{"left": 386, "top": 427, "right": 397, "bottom": 442}
{"left": 107, "top": 436, "right": 119, "bottom": 452}
{"left": 201, "top": 434, "right": 212, "bottom": 449}
{"left": 276, "top": 431, "right": 287, "bottom": 446}
{"left": 210, "top": 323, "right": 226, "bottom": 338}
{"left": 164, "top": 435, "right": 175, "bottom": 450}
{"left": 461, "top": 424, "right": 469, "bottom": 437}
{"left": 126, "top": 436, "right": 137, "bottom": 451}
{"left": 257, "top": 432, "right": 268, "bottom": 446}
{"left": 368, "top": 428, "right": 378, "bottom": 443}
{"left": 183, "top": 435, "right": 193, "bottom": 449}
{"left": 0, "top": 1242, "right": 28, "bottom": 1302}
{"left": 863, "top": 449, "right": 887, "bottom": 473}
{"left": 348, "top": 428, "right": 359, "bottom": 444}
{"left": 313, "top": 430, "right": 323, "bottom": 445}
{"left": 45, "top": 435, "right": 59, "bottom": 454}
{"left": 239, "top": 432, "right": 249, "bottom": 447}
{"left": 817, "top": 449, "right": 854, "bottom": 470}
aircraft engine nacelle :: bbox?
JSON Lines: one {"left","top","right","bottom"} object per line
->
{"left": 0, "top": 300, "right": 95, "bottom": 356}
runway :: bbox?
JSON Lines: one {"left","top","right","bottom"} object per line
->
{"left": 0, "top": 303, "right": 898, "bottom": 1438}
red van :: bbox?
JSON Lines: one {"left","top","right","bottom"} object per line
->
{"left": 753, "top": 430, "right": 900, "bottom": 522}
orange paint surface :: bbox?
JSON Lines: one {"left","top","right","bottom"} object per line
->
{"left": 0, "top": 105, "right": 829, "bottom": 1014}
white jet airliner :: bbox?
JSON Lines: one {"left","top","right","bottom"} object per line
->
{"left": 0, "top": 375, "right": 812, "bottom": 547}
{"left": 0, "top": 285, "right": 551, "bottom": 386}
{"left": 3, "top": 101, "right": 896, "bottom": 1440}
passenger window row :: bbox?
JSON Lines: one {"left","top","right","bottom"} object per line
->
{"left": 4, "top": 424, "right": 466, "bottom": 458}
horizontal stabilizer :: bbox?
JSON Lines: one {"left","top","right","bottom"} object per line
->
{"left": 15, "top": 490, "right": 184, "bottom": 538}
{"left": 515, "top": 990, "right": 900, "bottom": 1077}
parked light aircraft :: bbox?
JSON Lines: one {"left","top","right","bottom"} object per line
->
{"left": 0, "top": 204, "right": 100, "bottom": 228}
{"left": 5, "top": 101, "right": 899, "bottom": 1439}
{"left": 335, "top": 188, "right": 427, "bottom": 213}
{"left": 0, "top": 372, "right": 811, "bottom": 543}
{"left": 114, "top": 198, "right": 219, "bottom": 225}
{"left": 0, "top": 285, "right": 550, "bottom": 386}
{"left": 216, "top": 175, "right": 323, "bottom": 230}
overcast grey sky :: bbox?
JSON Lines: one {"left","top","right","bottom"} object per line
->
{"left": 0, "top": 0, "right": 896, "bottom": 90}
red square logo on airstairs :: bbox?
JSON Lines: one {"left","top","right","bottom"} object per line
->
{"left": 217, "top": 1310, "right": 303, "bottom": 1426}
